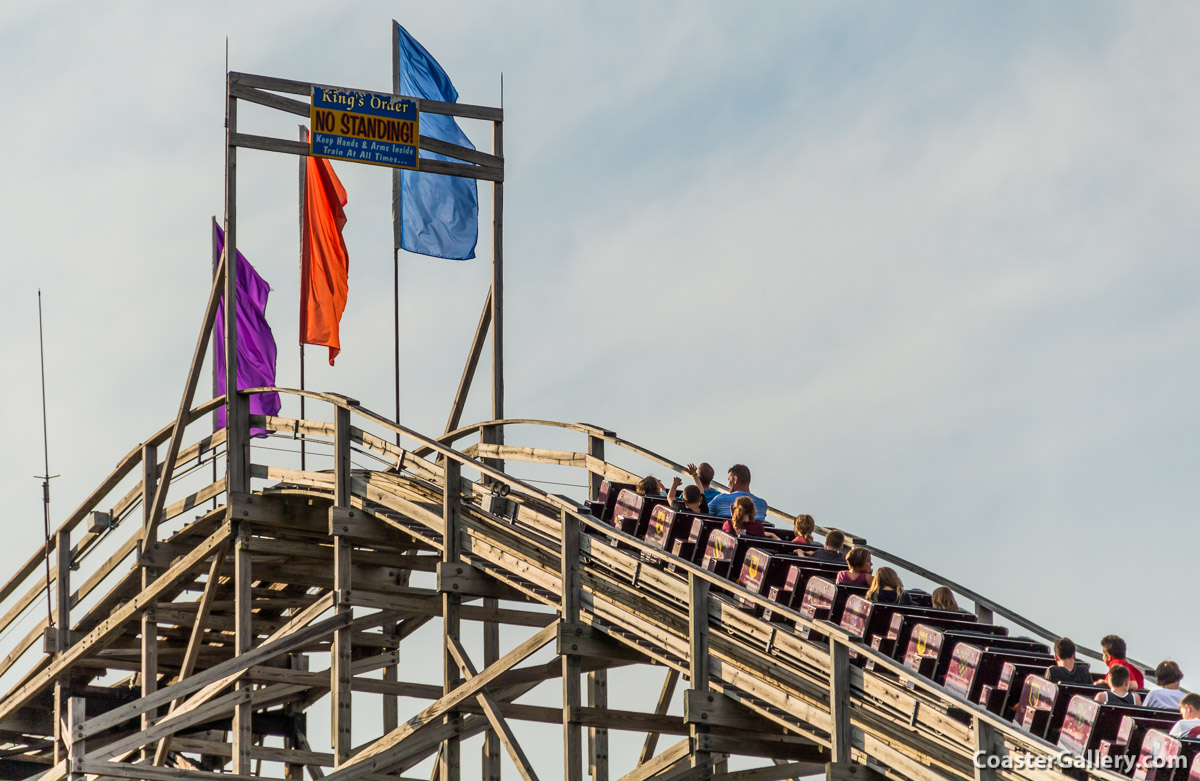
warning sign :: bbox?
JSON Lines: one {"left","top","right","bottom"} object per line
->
{"left": 309, "top": 86, "right": 419, "bottom": 169}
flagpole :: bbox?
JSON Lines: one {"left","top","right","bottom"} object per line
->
{"left": 298, "top": 125, "right": 308, "bottom": 471}
{"left": 392, "top": 21, "right": 403, "bottom": 447}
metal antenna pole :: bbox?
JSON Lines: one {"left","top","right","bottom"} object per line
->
{"left": 36, "top": 290, "right": 59, "bottom": 628}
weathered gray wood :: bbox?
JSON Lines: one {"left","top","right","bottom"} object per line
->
{"left": 618, "top": 739, "right": 690, "bottom": 781}
{"left": 828, "top": 640, "right": 851, "bottom": 766}
{"left": 54, "top": 529, "right": 71, "bottom": 653}
{"left": 482, "top": 593, "right": 501, "bottom": 781}
{"left": 973, "top": 716, "right": 996, "bottom": 781}
{"left": 140, "top": 443, "right": 159, "bottom": 761}
{"left": 232, "top": 524, "right": 252, "bottom": 774}
{"left": 325, "top": 622, "right": 558, "bottom": 780}
{"left": 561, "top": 509, "right": 583, "bottom": 781}
{"left": 224, "top": 76, "right": 248, "bottom": 498}
{"left": 587, "top": 668, "right": 609, "bottom": 781}
{"left": 447, "top": 637, "right": 539, "bottom": 781}
{"left": 442, "top": 459, "right": 462, "bottom": 781}
{"left": 66, "top": 696, "right": 84, "bottom": 781}
{"left": 443, "top": 288, "right": 492, "bottom": 437}
{"left": 229, "top": 71, "right": 504, "bottom": 121}
{"left": 332, "top": 530, "right": 353, "bottom": 765}
{"left": 491, "top": 115, "right": 505, "bottom": 434}
{"left": 639, "top": 668, "right": 680, "bottom": 766}
{"left": 687, "top": 573, "right": 711, "bottom": 774}
{"left": 151, "top": 544, "right": 228, "bottom": 764}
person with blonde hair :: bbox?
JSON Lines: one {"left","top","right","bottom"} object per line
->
{"left": 792, "top": 514, "right": 815, "bottom": 544}
{"left": 931, "top": 587, "right": 961, "bottom": 612}
{"left": 721, "top": 496, "right": 776, "bottom": 538}
{"left": 866, "top": 567, "right": 913, "bottom": 605}
{"left": 836, "top": 547, "right": 872, "bottom": 586}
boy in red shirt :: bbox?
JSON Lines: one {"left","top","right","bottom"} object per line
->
{"left": 1099, "top": 635, "right": 1145, "bottom": 691}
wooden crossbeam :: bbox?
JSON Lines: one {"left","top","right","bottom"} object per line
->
{"left": 617, "top": 738, "right": 691, "bottom": 781}
{"left": 446, "top": 636, "right": 539, "bottom": 781}
{"left": 0, "top": 523, "right": 233, "bottom": 726}
{"left": 324, "top": 621, "right": 559, "bottom": 781}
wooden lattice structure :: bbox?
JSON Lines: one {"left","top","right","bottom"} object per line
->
{"left": 0, "top": 58, "right": 1160, "bottom": 781}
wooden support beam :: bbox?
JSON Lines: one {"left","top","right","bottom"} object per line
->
{"left": 973, "top": 716, "right": 996, "bottom": 781}
{"left": 828, "top": 639, "right": 851, "bottom": 766}
{"left": 153, "top": 544, "right": 227, "bottom": 764}
{"left": 322, "top": 621, "right": 558, "bottom": 781}
{"left": 65, "top": 696, "right": 84, "bottom": 781}
{"left": 444, "top": 288, "right": 492, "bottom": 437}
{"left": 561, "top": 509, "right": 583, "bottom": 781}
{"left": 140, "top": 443, "right": 160, "bottom": 761}
{"left": 588, "top": 668, "right": 609, "bottom": 781}
{"left": 618, "top": 738, "right": 690, "bottom": 781}
{"left": 232, "top": 524, "right": 252, "bottom": 774}
{"left": 446, "top": 636, "right": 539, "bottom": 781}
{"left": 721, "top": 763, "right": 828, "bottom": 781}
{"left": 332, "top": 526, "right": 353, "bottom": 765}
{"left": 482, "top": 595, "right": 500, "bottom": 781}
{"left": 639, "top": 668, "right": 679, "bottom": 766}
{"left": 687, "top": 573, "right": 711, "bottom": 775}
{"left": 441, "top": 459, "right": 462, "bottom": 781}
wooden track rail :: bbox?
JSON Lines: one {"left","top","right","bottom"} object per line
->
{"left": 0, "top": 389, "right": 1148, "bottom": 781}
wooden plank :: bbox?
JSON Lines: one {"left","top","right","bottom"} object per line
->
{"left": 446, "top": 636, "right": 539, "bottom": 781}
{"left": 441, "top": 460, "right": 462, "bottom": 781}
{"left": 616, "top": 738, "right": 690, "bottom": 781}
{"left": 561, "top": 509, "right": 583, "bottom": 781}
{"left": 443, "top": 287, "right": 492, "bottom": 436}
{"left": 639, "top": 668, "right": 680, "bottom": 766}
{"left": 588, "top": 668, "right": 609, "bottom": 781}
{"left": 828, "top": 640, "right": 851, "bottom": 765}
{"left": 75, "top": 609, "right": 349, "bottom": 741}
{"left": 151, "top": 544, "right": 227, "bottom": 764}
{"left": 324, "top": 621, "right": 558, "bottom": 780}
{"left": 231, "top": 524, "right": 252, "bottom": 774}
{"left": 228, "top": 71, "right": 504, "bottom": 121}
{"left": 0, "top": 522, "right": 233, "bottom": 726}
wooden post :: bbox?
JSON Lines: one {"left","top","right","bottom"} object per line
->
{"left": 332, "top": 403, "right": 353, "bottom": 766}
{"left": 232, "top": 522, "right": 252, "bottom": 774}
{"left": 587, "top": 435, "right": 604, "bottom": 501}
{"left": 65, "top": 696, "right": 85, "bottom": 781}
{"left": 54, "top": 528, "right": 71, "bottom": 654}
{"left": 688, "top": 573, "right": 711, "bottom": 774}
{"left": 483, "top": 595, "right": 501, "bottom": 781}
{"left": 140, "top": 443, "right": 159, "bottom": 761}
{"left": 973, "top": 716, "right": 996, "bottom": 781}
{"left": 224, "top": 73, "right": 248, "bottom": 496}
{"left": 53, "top": 528, "right": 71, "bottom": 766}
{"left": 490, "top": 115, "right": 504, "bottom": 438}
{"left": 441, "top": 460, "right": 462, "bottom": 781}
{"left": 561, "top": 509, "right": 583, "bottom": 781}
{"left": 829, "top": 640, "right": 851, "bottom": 767}
{"left": 587, "top": 669, "right": 609, "bottom": 781}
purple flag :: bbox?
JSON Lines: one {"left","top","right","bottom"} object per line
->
{"left": 213, "top": 222, "right": 281, "bottom": 437}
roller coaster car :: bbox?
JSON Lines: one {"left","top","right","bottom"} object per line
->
{"left": 842, "top": 598, "right": 976, "bottom": 660}
{"left": 609, "top": 489, "right": 667, "bottom": 547}
{"left": 1058, "top": 695, "right": 1181, "bottom": 759}
{"left": 1013, "top": 678, "right": 1106, "bottom": 742}
{"left": 1102, "top": 714, "right": 1184, "bottom": 770}
{"left": 642, "top": 505, "right": 720, "bottom": 566}
{"left": 879, "top": 610, "right": 1000, "bottom": 662}
{"left": 980, "top": 659, "right": 1052, "bottom": 719}
{"left": 761, "top": 559, "right": 848, "bottom": 623}
{"left": 796, "top": 577, "right": 868, "bottom": 640}
{"left": 735, "top": 543, "right": 822, "bottom": 612}
{"left": 901, "top": 625, "right": 1047, "bottom": 684}
{"left": 667, "top": 516, "right": 726, "bottom": 573}
{"left": 587, "top": 479, "right": 635, "bottom": 522}
{"left": 1132, "top": 730, "right": 1193, "bottom": 781}
{"left": 941, "top": 644, "right": 1053, "bottom": 705}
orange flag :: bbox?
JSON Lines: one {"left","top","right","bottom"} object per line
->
{"left": 301, "top": 155, "right": 349, "bottom": 365}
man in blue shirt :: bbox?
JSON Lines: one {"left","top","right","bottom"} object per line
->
{"left": 706, "top": 464, "right": 768, "bottom": 521}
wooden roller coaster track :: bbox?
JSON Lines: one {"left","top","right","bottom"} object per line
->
{"left": 0, "top": 388, "right": 1154, "bottom": 781}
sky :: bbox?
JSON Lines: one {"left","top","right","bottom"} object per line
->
{"left": 1, "top": 0, "right": 1198, "bottom": 775}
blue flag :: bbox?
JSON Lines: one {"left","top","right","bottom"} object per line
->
{"left": 393, "top": 22, "right": 479, "bottom": 260}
